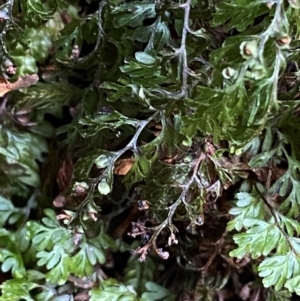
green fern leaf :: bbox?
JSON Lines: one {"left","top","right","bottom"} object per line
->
{"left": 0, "top": 279, "right": 38, "bottom": 301}
{"left": 258, "top": 251, "right": 300, "bottom": 291}
{"left": 89, "top": 279, "right": 141, "bottom": 301}
{"left": 212, "top": 0, "right": 269, "bottom": 31}
{"left": 141, "top": 282, "right": 175, "bottom": 301}
{"left": 266, "top": 288, "right": 292, "bottom": 301}
{"left": 227, "top": 191, "right": 267, "bottom": 231}
{"left": 229, "top": 219, "right": 283, "bottom": 258}
{"left": 28, "top": 209, "right": 74, "bottom": 252}
{"left": 0, "top": 230, "right": 26, "bottom": 278}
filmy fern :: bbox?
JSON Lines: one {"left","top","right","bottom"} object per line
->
{"left": 1, "top": 0, "right": 300, "bottom": 299}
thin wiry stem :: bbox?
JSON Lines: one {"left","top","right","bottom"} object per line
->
{"left": 179, "top": 0, "right": 191, "bottom": 97}
{"left": 132, "top": 152, "right": 206, "bottom": 261}
{"left": 231, "top": 0, "right": 284, "bottom": 89}
{"left": 75, "top": 111, "right": 160, "bottom": 222}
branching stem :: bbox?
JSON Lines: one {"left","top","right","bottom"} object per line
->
{"left": 133, "top": 152, "right": 206, "bottom": 261}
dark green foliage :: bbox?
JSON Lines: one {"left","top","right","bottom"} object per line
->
{"left": 1, "top": 0, "right": 300, "bottom": 299}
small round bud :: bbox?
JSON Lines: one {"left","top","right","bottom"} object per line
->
{"left": 276, "top": 36, "right": 291, "bottom": 48}
{"left": 222, "top": 67, "right": 237, "bottom": 79}
{"left": 95, "top": 155, "right": 111, "bottom": 169}
{"left": 70, "top": 45, "right": 80, "bottom": 60}
{"left": 97, "top": 179, "right": 111, "bottom": 195}
{"left": 73, "top": 181, "right": 89, "bottom": 196}
{"left": 240, "top": 40, "right": 258, "bottom": 59}
{"left": 157, "top": 248, "right": 169, "bottom": 260}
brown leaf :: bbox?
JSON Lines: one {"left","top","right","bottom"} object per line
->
{"left": 114, "top": 158, "right": 134, "bottom": 175}
{"left": 57, "top": 155, "right": 73, "bottom": 192}
{"left": 0, "top": 74, "right": 39, "bottom": 97}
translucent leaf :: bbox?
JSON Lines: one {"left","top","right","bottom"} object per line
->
{"left": 266, "top": 288, "right": 292, "bottom": 301}
{"left": 95, "top": 154, "right": 113, "bottom": 169}
{"left": 79, "top": 112, "right": 139, "bottom": 137}
{"left": 280, "top": 180, "right": 300, "bottom": 218}
{"left": 248, "top": 149, "right": 277, "bottom": 168}
{"left": 91, "top": 246, "right": 106, "bottom": 264}
{"left": 0, "top": 128, "right": 47, "bottom": 197}
{"left": 100, "top": 82, "right": 129, "bottom": 102}
{"left": 270, "top": 172, "right": 292, "bottom": 197}
{"left": 89, "top": 279, "right": 141, "bottom": 301}
{"left": 27, "top": 0, "right": 55, "bottom": 17}
{"left": 86, "top": 245, "right": 97, "bottom": 265}
{"left": 111, "top": 3, "right": 155, "bottom": 28}
{"left": 0, "top": 279, "right": 38, "bottom": 301}
{"left": 130, "top": 25, "right": 152, "bottom": 43}
{"left": 124, "top": 153, "right": 156, "bottom": 185}
{"left": 212, "top": 0, "right": 269, "bottom": 31}
{"left": 11, "top": 52, "right": 38, "bottom": 76}
{"left": 0, "top": 231, "right": 26, "bottom": 278}
{"left": 262, "top": 127, "right": 273, "bottom": 152}
{"left": 98, "top": 180, "right": 111, "bottom": 195}
{"left": 141, "top": 282, "right": 175, "bottom": 301}
{"left": 0, "top": 196, "right": 23, "bottom": 227}
{"left": 135, "top": 52, "right": 156, "bottom": 65}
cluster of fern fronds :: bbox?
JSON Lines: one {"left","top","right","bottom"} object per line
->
{"left": 1, "top": 0, "right": 300, "bottom": 300}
